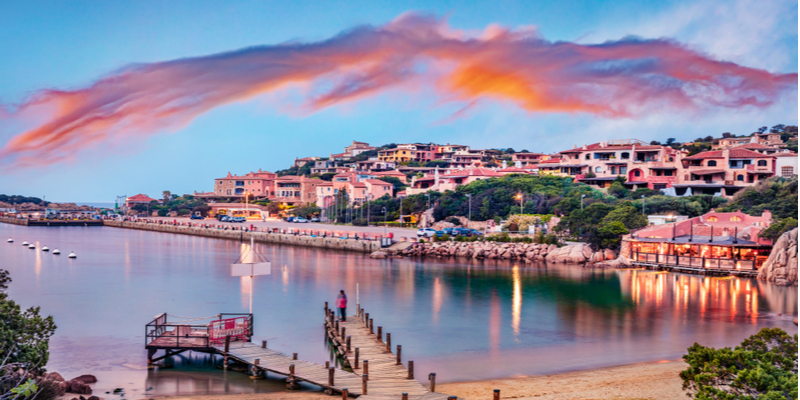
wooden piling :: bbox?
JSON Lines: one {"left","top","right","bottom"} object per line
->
{"left": 386, "top": 333, "right": 391, "bottom": 352}
{"left": 341, "top": 388, "right": 348, "bottom": 400}
{"left": 364, "top": 360, "right": 369, "bottom": 379}
{"left": 293, "top": 352, "right": 298, "bottom": 360}
{"left": 364, "top": 313, "right": 369, "bottom": 327}
{"left": 261, "top": 340, "right": 267, "bottom": 348}
{"left": 377, "top": 326, "right": 382, "bottom": 342}
{"left": 429, "top": 373, "right": 436, "bottom": 392}
{"left": 341, "top": 326, "right": 346, "bottom": 338}
{"left": 354, "top": 348, "right": 359, "bottom": 369}
{"left": 397, "top": 345, "right": 402, "bottom": 365}
{"left": 362, "top": 374, "right": 368, "bottom": 395}
{"left": 407, "top": 360, "right": 414, "bottom": 379}
{"left": 325, "top": 361, "right": 330, "bottom": 369}
{"left": 328, "top": 367, "right": 335, "bottom": 386}
{"left": 369, "top": 319, "right": 374, "bottom": 334}
{"left": 402, "top": 393, "right": 408, "bottom": 400}
{"left": 346, "top": 335, "right": 351, "bottom": 352}
{"left": 493, "top": 389, "right": 500, "bottom": 400}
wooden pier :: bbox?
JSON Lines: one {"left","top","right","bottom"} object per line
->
{"left": 145, "top": 309, "right": 460, "bottom": 399}
{"left": 324, "top": 304, "right": 458, "bottom": 400}
{"left": 630, "top": 261, "right": 759, "bottom": 277}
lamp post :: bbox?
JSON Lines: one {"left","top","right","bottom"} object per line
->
{"left": 641, "top": 194, "right": 646, "bottom": 215}
{"left": 516, "top": 193, "right": 523, "bottom": 215}
{"left": 382, "top": 207, "right": 387, "bottom": 236}
{"left": 466, "top": 194, "right": 472, "bottom": 230}
{"left": 581, "top": 194, "right": 586, "bottom": 211}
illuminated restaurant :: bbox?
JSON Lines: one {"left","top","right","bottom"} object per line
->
{"left": 622, "top": 210, "right": 774, "bottom": 272}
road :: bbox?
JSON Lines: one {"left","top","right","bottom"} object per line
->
{"left": 140, "top": 217, "right": 419, "bottom": 240}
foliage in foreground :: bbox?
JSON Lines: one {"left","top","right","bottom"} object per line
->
{"left": 681, "top": 327, "right": 798, "bottom": 400}
{"left": 0, "top": 270, "right": 56, "bottom": 374}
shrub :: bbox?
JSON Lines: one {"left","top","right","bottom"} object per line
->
{"left": 446, "top": 217, "right": 461, "bottom": 226}
{"left": 681, "top": 328, "right": 797, "bottom": 399}
{"left": 759, "top": 218, "right": 797, "bottom": 241}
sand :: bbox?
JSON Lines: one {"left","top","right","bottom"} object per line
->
{"left": 151, "top": 360, "right": 688, "bottom": 400}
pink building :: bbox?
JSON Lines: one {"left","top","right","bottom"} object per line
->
{"left": 212, "top": 170, "right": 277, "bottom": 199}
{"left": 407, "top": 167, "right": 502, "bottom": 195}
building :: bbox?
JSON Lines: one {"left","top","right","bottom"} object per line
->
{"left": 623, "top": 210, "right": 774, "bottom": 272}
{"left": 125, "top": 194, "right": 157, "bottom": 208}
{"left": 756, "top": 132, "right": 784, "bottom": 147}
{"left": 774, "top": 151, "right": 799, "bottom": 177}
{"left": 344, "top": 141, "right": 378, "bottom": 157}
{"left": 354, "top": 159, "right": 396, "bottom": 172}
{"left": 647, "top": 215, "right": 689, "bottom": 225}
{"left": 293, "top": 157, "right": 320, "bottom": 167}
{"left": 272, "top": 176, "right": 321, "bottom": 206}
{"left": 211, "top": 170, "right": 278, "bottom": 199}
{"left": 670, "top": 148, "right": 776, "bottom": 196}
{"left": 406, "top": 167, "right": 502, "bottom": 195}
{"left": 717, "top": 137, "right": 752, "bottom": 148}
{"left": 511, "top": 152, "right": 548, "bottom": 167}
{"left": 373, "top": 170, "right": 409, "bottom": 184}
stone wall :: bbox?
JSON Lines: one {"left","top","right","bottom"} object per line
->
{"left": 102, "top": 220, "right": 381, "bottom": 253}
{"left": 757, "top": 228, "right": 798, "bottom": 286}
{"left": 395, "top": 241, "right": 616, "bottom": 263}
{"left": 0, "top": 217, "right": 28, "bottom": 226}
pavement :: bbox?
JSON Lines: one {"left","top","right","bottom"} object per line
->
{"left": 139, "top": 217, "right": 420, "bottom": 240}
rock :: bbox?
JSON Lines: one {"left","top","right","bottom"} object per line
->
{"left": 44, "top": 372, "right": 65, "bottom": 382}
{"left": 66, "top": 380, "right": 92, "bottom": 395}
{"left": 369, "top": 251, "right": 387, "bottom": 259}
{"left": 603, "top": 249, "right": 616, "bottom": 260}
{"left": 71, "top": 375, "right": 97, "bottom": 384}
{"left": 88, "top": 397, "right": 100, "bottom": 400}
{"left": 581, "top": 244, "right": 593, "bottom": 260}
{"left": 758, "top": 228, "right": 798, "bottom": 286}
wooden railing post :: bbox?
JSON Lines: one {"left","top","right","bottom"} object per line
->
{"left": 362, "top": 374, "right": 368, "bottom": 395}
{"left": 369, "top": 319, "right": 374, "bottom": 334}
{"left": 341, "top": 388, "right": 348, "bottom": 399}
{"left": 377, "top": 326, "right": 382, "bottom": 342}
{"left": 407, "top": 360, "right": 413, "bottom": 379}
{"left": 293, "top": 352, "right": 298, "bottom": 360}
{"left": 402, "top": 393, "right": 408, "bottom": 400}
{"left": 429, "top": 372, "right": 436, "bottom": 392}
{"left": 354, "top": 348, "right": 360, "bottom": 369}
{"left": 397, "top": 345, "right": 402, "bottom": 365}
{"left": 386, "top": 333, "right": 391, "bottom": 352}
{"left": 335, "top": 320, "right": 340, "bottom": 334}
{"left": 363, "top": 360, "right": 369, "bottom": 379}
{"left": 261, "top": 340, "right": 267, "bottom": 348}
{"left": 325, "top": 361, "right": 330, "bottom": 369}
{"left": 341, "top": 326, "right": 346, "bottom": 338}
{"left": 364, "top": 313, "right": 369, "bottom": 327}
{"left": 328, "top": 367, "right": 335, "bottom": 386}
{"left": 493, "top": 389, "right": 500, "bottom": 400}
{"left": 346, "top": 335, "right": 351, "bottom": 353}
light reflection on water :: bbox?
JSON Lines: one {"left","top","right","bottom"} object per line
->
{"left": 1, "top": 224, "right": 796, "bottom": 396}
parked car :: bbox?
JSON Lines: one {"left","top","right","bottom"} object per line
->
{"left": 469, "top": 229, "right": 484, "bottom": 236}
{"left": 294, "top": 217, "right": 309, "bottom": 223}
{"left": 442, "top": 227, "right": 458, "bottom": 236}
{"left": 219, "top": 215, "right": 231, "bottom": 222}
{"left": 310, "top": 217, "right": 320, "bottom": 222}
{"left": 228, "top": 216, "right": 245, "bottom": 223}
{"left": 286, "top": 216, "right": 295, "bottom": 222}
{"left": 417, "top": 228, "right": 436, "bottom": 238}
{"left": 190, "top": 214, "right": 204, "bottom": 220}
{"left": 434, "top": 230, "right": 446, "bottom": 237}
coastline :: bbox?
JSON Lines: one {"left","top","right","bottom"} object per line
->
{"left": 148, "top": 360, "right": 688, "bottom": 400}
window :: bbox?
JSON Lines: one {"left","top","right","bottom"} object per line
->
{"left": 585, "top": 154, "right": 591, "bottom": 160}
{"left": 737, "top": 174, "right": 744, "bottom": 181}
{"left": 610, "top": 166, "right": 617, "bottom": 174}
{"left": 633, "top": 170, "right": 641, "bottom": 177}
{"left": 731, "top": 216, "right": 741, "bottom": 222}
{"left": 707, "top": 160, "right": 717, "bottom": 167}
{"left": 595, "top": 166, "right": 602, "bottom": 172}
{"left": 757, "top": 160, "right": 767, "bottom": 166}
{"left": 621, "top": 152, "right": 630, "bottom": 159}
{"left": 620, "top": 166, "right": 627, "bottom": 174}
{"left": 782, "top": 166, "right": 794, "bottom": 177}
{"left": 706, "top": 216, "right": 718, "bottom": 222}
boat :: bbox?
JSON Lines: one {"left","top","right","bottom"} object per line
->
{"left": 6, "top": 238, "right": 12, "bottom": 243}
{"left": 68, "top": 251, "right": 77, "bottom": 258}
{"left": 22, "top": 241, "right": 28, "bottom": 246}
{"left": 42, "top": 245, "right": 49, "bottom": 252}
{"left": 53, "top": 249, "right": 61, "bottom": 255}
{"left": 28, "top": 244, "right": 35, "bottom": 249}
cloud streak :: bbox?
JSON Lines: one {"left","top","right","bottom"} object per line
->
{"left": 1, "top": 13, "right": 796, "bottom": 166}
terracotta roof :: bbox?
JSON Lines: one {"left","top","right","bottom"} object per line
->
{"left": 684, "top": 149, "right": 774, "bottom": 160}
{"left": 559, "top": 143, "right": 664, "bottom": 153}
{"left": 538, "top": 158, "right": 562, "bottom": 164}
{"left": 127, "top": 194, "right": 156, "bottom": 202}
{"left": 499, "top": 167, "right": 529, "bottom": 173}
{"left": 350, "top": 182, "right": 367, "bottom": 188}
{"left": 365, "top": 179, "right": 393, "bottom": 186}
{"left": 733, "top": 143, "right": 773, "bottom": 149}
{"left": 688, "top": 169, "right": 725, "bottom": 175}
{"left": 443, "top": 167, "right": 502, "bottom": 177}
{"left": 773, "top": 152, "right": 798, "bottom": 157}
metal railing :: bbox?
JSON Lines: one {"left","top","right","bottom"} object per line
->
{"left": 632, "top": 252, "right": 756, "bottom": 271}
{"left": 145, "top": 313, "right": 253, "bottom": 348}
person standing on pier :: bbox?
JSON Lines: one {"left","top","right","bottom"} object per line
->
{"left": 336, "top": 290, "right": 347, "bottom": 322}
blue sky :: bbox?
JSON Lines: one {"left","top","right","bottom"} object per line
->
{"left": 0, "top": 0, "right": 796, "bottom": 202}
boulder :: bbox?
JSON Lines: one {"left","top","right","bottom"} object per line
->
{"left": 71, "top": 375, "right": 97, "bottom": 384}
{"left": 66, "top": 380, "right": 92, "bottom": 395}
{"left": 758, "top": 228, "right": 798, "bottom": 286}
{"left": 603, "top": 249, "right": 617, "bottom": 260}
{"left": 369, "top": 251, "right": 387, "bottom": 259}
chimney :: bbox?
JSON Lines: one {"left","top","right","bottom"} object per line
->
{"left": 582, "top": 144, "right": 587, "bottom": 150}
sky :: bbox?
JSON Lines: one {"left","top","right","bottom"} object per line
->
{"left": 0, "top": 0, "right": 797, "bottom": 202}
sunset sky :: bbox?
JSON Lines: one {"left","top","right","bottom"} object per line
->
{"left": 0, "top": 0, "right": 797, "bottom": 202}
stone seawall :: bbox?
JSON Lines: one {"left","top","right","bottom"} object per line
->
{"left": 102, "top": 220, "right": 381, "bottom": 253}
{"left": 0, "top": 217, "right": 29, "bottom": 226}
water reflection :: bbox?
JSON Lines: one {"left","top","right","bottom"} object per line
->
{"left": 0, "top": 224, "right": 796, "bottom": 393}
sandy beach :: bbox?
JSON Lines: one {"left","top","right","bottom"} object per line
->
{"left": 151, "top": 360, "right": 688, "bottom": 400}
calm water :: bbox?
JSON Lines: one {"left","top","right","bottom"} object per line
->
{"left": 1, "top": 224, "right": 797, "bottom": 397}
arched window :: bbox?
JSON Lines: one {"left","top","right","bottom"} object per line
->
{"left": 707, "top": 216, "right": 718, "bottom": 222}
{"left": 585, "top": 154, "right": 591, "bottom": 160}
{"left": 757, "top": 160, "right": 767, "bottom": 166}
{"left": 595, "top": 166, "right": 602, "bottom": 172}
{"left": 731, "top": 216, "right": 741, "bottom": 222}
{"left": 737, "top": 174, "right": 744, "bottom": 181}
{"left": 633, "top": 170, "right": 641, "bottom": 177}
{"left": 708, "top": 160, "right": 717, "bottom": 167}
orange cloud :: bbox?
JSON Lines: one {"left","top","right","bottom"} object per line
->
{"left": 1, "top": 13, "right": 795, "bottom": 166}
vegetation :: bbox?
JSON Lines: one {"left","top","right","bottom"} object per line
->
{"left": 716, "top": 176, "right": 798, "bottom": 241}
{"left": 131, "top": 194, "right": 209, "bottom": 216}
{"left": 681, "top": 328, "right": 797, "bottom": 399}
{"left": 0, "top": 195, "right": 48, "bottom": 206}
{"left": 759, "top": 217, "right": 798, "bottom": 241}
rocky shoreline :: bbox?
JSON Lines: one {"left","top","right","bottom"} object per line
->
{"left": 374, "top": 241, "right": 617, "bottom": 264}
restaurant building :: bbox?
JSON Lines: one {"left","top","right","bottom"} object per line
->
{"left": 622, "top": 210, "right": 774, "bottom": 273}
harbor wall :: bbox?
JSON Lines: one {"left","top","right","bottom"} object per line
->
{"left": 102, "top": 220, "right": 381, "bottom": 253}
{"left": 0, "top": 217, "right": 28, "bottom": 226}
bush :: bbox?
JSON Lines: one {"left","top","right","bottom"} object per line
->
{"left": 681, "top": 328, "right": 797, "bottom": 399}
{"left": 446, "top": 217, "right": 461, "bottom": 226}
{"left": 759, "top": 218, "right": 798, "bottom": 241}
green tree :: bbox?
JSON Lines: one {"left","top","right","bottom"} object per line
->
{"left": 608, "top": 181, "right": 628, "bottom": 198}
{"left": 602, "top": 202, "right": 647, "bottom": 230}
{"left": 759, "top": 218, "right": 798, "bottom": 241}
{"left": 597, "top": 221, "right": 629, "bottom": 248}
{"left": 0, "top": 270, "right": 57, "bottom": 374}
{"left": 718, "top": 177, "right": 798, "bottom": 220}
{"left": 681, "top": 328, "right": 797, "bottom": 399}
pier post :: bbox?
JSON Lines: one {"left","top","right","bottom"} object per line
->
{"left": 397, "top": 345, "right": 402, "bottom": 365}
{"left": 377, "top": 326, "right": 382, "bottom": 342}
{"left": 328, "top": 367, "right": 335, "bottom": 386}
{"left": 341, "top": 326, "right": 346, "bottom": 338}
{"left": 493, "top": 389, "right": 500, "bottom": 400}
{"left": 223, "top": 335, "right": 231, "bottom": 369}
{"left": 342, "top": 388, "right": 348, "bottom": 400}
{"left": 364, "top": 313, "right": 369, "bottom": 327}
{"left": 386, "top": 333, "right": 391, "bottom": 352}
{"left": 362, "top": 374, "right": 368, "bottom": 395}
{"left": 402, "top": 393, "right": 408, "bottom": 400}
{"left": 429, "top": 373, "right": 436, "bottom": 392}
{"left": 293, "top": 352, "right": 298, "bottom": 360}
{"left": 287, "top": 364, "right": 300, "bottom": 390}
{"left": 325, "top": 301, "right": 328, "bottom": 313}
{"left": 363, "top": 360, "right": 369, "bottom": 379}
{"left": 407, "top": 360, "right": 413, "bottom": 379}
{"left": 448, "top": 397, "right": 457, "bottom": 400}
{"left": 325, "top": 361, "right": 330, "bottom": 369}
{"left": 354, "top": 348, "right": 359, "bottom": 369}
{"left": 369, "top": 319, "right": 374, "bottom": 334}
{"left": 262, "top": 340, "right": 267, "bottom": 348}
{"left": 346, "top": 335, "right": 351, "bottom": 353}
{"left": 335, "top": 320, "right": 339, "bottom": 334}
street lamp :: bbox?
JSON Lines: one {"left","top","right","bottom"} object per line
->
{"left": 581, "top": 194, "right": 586, "bottom": 211}
{"left": 516, "top": 193, "right": 523, "bottom": 215}
{"left": 641, "top": 194, "right": 646, "bottom": 215}
{"left": 382, "top": 207, "right": 387, "bottom": 236}
{"left": 465, "top": 194, "right": 472, "bottom": 230}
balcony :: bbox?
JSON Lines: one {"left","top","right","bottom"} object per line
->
{"left": 746, "top": 164, "right": 774, "bottom": 173}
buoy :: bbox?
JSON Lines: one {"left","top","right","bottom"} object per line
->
{"left": 28, "top": 244, "right": 35, "bottom": 249}
{"left": 53, "top": 249, "right": 61, "bottom": 255}
{"left": 42, "top": 246, "right": 49, "bottom": 252}
{"left": 6, "top": 238, "right": 12, "bottom": 243}
{"left": 22, "top": 241, "right": 28, "bottom": 246}
{"left": 68, "top": 251, "right": 77, "bottom": 259}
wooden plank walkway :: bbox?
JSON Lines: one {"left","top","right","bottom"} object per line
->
{"left": 214, "top": 341, "right": 365, "bottom": 396}
{"left": 325, "top": 306, "right": 457, "bottom": 400}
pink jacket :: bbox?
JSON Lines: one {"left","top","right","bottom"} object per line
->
{"left": 336, "top": 294, "right": 347, "bottom": 308}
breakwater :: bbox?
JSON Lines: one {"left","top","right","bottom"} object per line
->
{"left": 390, "top": 241, "right": 617, "bottom": 263}
{"left": 102, "top": 220, "right": 381, "bottom": 253}
{"left": 0, "top": 217, "right": 103, "bottom": 226}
